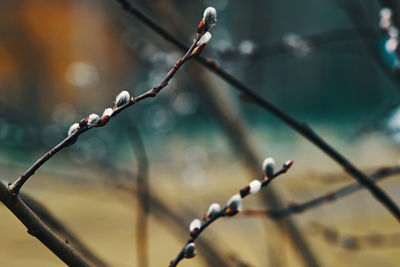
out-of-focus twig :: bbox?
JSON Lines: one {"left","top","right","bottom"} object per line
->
{"left": 240, "top": 166, "right": 400, "bottom": 219}
{"left": 310, "top": 221, "right": 400, "bottom": 250}
{"left": 0, "top": 181, "right": 91, "bottom": 267}
{"left": 128, "top": 126, "right": 150, "bottom": 267}
{"left": 113, "top": 0, "right": 400, "bottom": 221}
{"left": 223, "top": 28, "right": 378, "bottom": 60}
{"left": 19, "top": 192, "right": 109, "bottom": 267}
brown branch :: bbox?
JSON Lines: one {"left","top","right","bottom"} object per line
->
{"left": 113, "top": 0, "right": 400, "bottom": 221}
{"left": 19, "top": 192, "right": 109, "bottom": 267}
{"left": 240, "top": 166, "right": 400, "bottom": 220}
{"left": 0, "top": 181, "right": 91, "bottom": 267}
{"left": 168, "top": 160, "right": 294, "bottom": 267}
{"left": 8, "top": 10, "right": 210, "bottom": 196}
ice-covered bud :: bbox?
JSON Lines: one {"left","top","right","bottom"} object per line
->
{"left": 183, "top": 242, "right": 196, "bottom": 258}
{"left": 115, "top": 90, "right": 130, "bottom": 107}
{"left": 197, "top": 32, "right": 212, "bottom": 46}
{"left": 262, "top": 157, "right": 275, "bottom": 178}
{"left": 206, "top": 203, "right": 221, "bottom": 219}
{"left": 189, "top": 218, "right": 201, "bottom": 233}
{"left": 103, "top": 108, "right": 113, "bottom": 117}
{"left": 87, "top": 113, "right": 100, "bottom": 127}
{"left": 68, "top": 123, "right": 80, "bottom": 136}
{"left": 203, "top": 7, "right": 217, "bottom": 31}
{"left": 249, "top": 179, "right": 262, "bottom": 194}
{"left": 226, "top": 194, "right": 242, "bottom": 216}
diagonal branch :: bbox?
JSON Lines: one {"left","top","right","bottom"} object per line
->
{"left": 113, "top": 0, "right": 400, "bottom": 221}
{"left": 8, "top": 11, "right": 211, "bottom": 196}
{"left": 241, "top": 166, "right": 400, "bottom": 219}
{"left": 0, "top": 181, "right": 91, "bottom": 267}
{"left": 169, "top": 160, "right": 294, "bottom": 267}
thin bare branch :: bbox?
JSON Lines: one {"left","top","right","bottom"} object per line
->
{"left": 240, "top": 166, "right": 400, "bottom": 219}
{"left": 8, "top": 10, "right": 210, "bottom": 196}
{"left": 169, "top": 160, "right": 294, "bottom": 267}
{"left": 0, "top": 181, "right": 91, "bottom": 267}
{"left": 128, "top": 126, "right": 150, "bottom": 267}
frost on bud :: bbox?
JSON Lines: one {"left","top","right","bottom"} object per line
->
{"left": 262, "top": 157, "right": 275, "bottom": 178}
{"left": 205, "top": 203, "right": 221, "bottom": 220}
{"left": 87, "top": 113, "right": 100, "bottom": 128}
{"left": 189, "top": 218, "right": 201, "bottom": 233}
{"left": 249, "top": 179, "right": 262, "bottom": 194}
{"left": 68, "top": 123, "right": 80, "bottom": 136}
{"left": 115, "top": 90, "right": 130, "bottom": 107}
{"left": 226, "top": 194, "right": 242, "bottom": 216}
{"left": 183, "top": 242, "right": 196, "bottom": 258}
{"left": 103, "top": 108, "right": 113, "bottom": 117}
{"left": 197, "top": 32, "right": 212, "bottom": 46}
{"left": 203, "top": 7, "right": 217, "bottom": 31}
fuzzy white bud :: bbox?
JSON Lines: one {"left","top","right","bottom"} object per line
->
{"left": 226, "top": 194, "right": 242, "bottom": 212}
{"left": 115, "top": 90, "right": 130, "bottom": 107}
{"left": 189, "top": 218, "right": 201, "bottom": 232}
{"left": 103, "top": 108, "right": 113, "bottom": 117}
{"left": 183, "top": 242, "right": 196, "bottom": 258}
{"left": 386, "top": 37, "right": 398, "bottom": 52}
{"left": 249, "top": 179, "right": 262, "bottom": 194}
{"left": 380, "top": 8, "right": 392, "bottom": 20}
{"left": 87, "top": 113, "right": 100, "bottom": 127}
{"left": 197, "top": 32, "right": 212, "bottom": 46}
{"left": 207, "top": 203, "right": 221, "bottom": 217}
{"left": 389, "top": 26, "right": 399, "bottom": 38}
{"left": 203, "top": 7, "right": 217, "bottom": 30}
{"left": 262, "top": 157, "right": 275, "bottom": 178}
{"left": 68, "top": 123, "right": 79, "bottom": 136}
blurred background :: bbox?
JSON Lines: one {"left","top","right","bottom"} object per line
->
{"left": 1, "top": 0, "right": 400, "bottom": 266}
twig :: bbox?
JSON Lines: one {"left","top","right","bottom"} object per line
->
{"left": 113, "top": 0, "right": 400, "bottom": 221}
{"left": 309, "top": 221, "right": 400, "bottom": 250}
{"left": 8, "top": 7, "right": 213, "bottom": 196}
{"left": 128, "top": 126, "right": 150, "bottom": 267}
{"left": 168, "top": 159, "right": 294, "bottom": 267}
{"left": 0, "top": 181, "right": 91, "bottom": 267}
{"left": 19, "top": 192, "right": 109, "bottom": 267}
{"left": 227, "top": 28, "right": 378, "bottom": 60}
{"left": 240, "top": 166, "right": 400, "bottom": 219}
